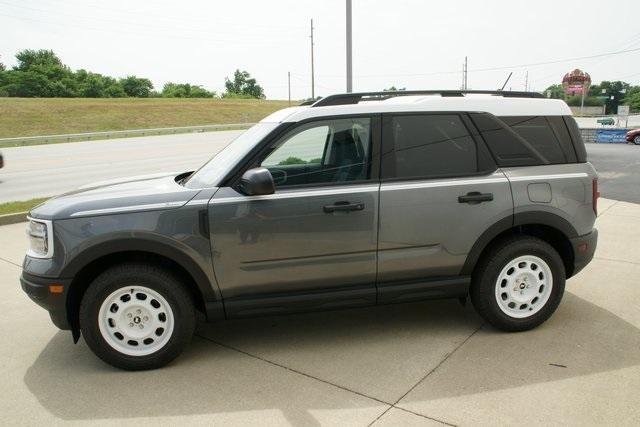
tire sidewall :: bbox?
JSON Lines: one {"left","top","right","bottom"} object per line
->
{"left": 80, "top": 265, "right": 195, "bottom": 370}
{"left": 475, "top": 238, "right": 566, "bottom": 331}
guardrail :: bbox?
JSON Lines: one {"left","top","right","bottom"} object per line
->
{"left": 0, "top": 123, "right": 256, "bottom": 147}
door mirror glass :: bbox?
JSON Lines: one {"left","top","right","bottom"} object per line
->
{"left": 238, "top": 167, "right": 275, "bottom": 196}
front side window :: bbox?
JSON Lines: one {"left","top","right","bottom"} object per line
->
{"left": 382, "top": 114, "right": 481, "bottom": 180}
{"left": 260, "top": 117, "right": 372, "bottom": 187}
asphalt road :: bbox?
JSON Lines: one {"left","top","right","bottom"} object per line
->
{"left": 0, "top": 131, "right": 639, "bottom": 204}
{"left": 587, "top": 142, "right": 640, "bottom": 203}
{"left": 0, "top": 130, "right": 242, "bottom": 203}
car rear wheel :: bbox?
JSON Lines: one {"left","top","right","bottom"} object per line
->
{"left": 79, "top": 263, "right": 195, "bottom": 370}
{"left": 634, "top": 135, "right": 640, "bottom": 145}
{"left": 470, "top": 236, "right": 565, "bottom": 331}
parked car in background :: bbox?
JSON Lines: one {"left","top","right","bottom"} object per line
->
{"left": 626, "top": 128, "right": 640, "bottom": 144}
{"left": 597, "top": 117, "right": 615, "bottom": 126}
{"left": 21, "top": 90, "right": 599, "bottom": 370}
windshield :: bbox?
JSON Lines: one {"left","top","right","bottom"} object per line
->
{"left": 184, "top": 122, "right": 280, "bottom": 189}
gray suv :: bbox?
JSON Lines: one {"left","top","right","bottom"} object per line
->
{"left": 21, "top": 90, "right": 598, "bottom": 370}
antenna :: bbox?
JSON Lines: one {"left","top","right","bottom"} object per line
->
{"left": 500, "top": 72, "right": 513, "bottom": 91}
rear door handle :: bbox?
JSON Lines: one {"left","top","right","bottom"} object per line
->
{"left": 323, "top": 201, "right": 365, "bottom": 213}
{"left": 458, "top": 192, "right": 494, "bottom": 204}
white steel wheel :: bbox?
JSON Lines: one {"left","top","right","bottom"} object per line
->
{"left": 634, "top": 135, "right": 640, "bottom": 145}
{"left": 494, "top": 255, "right": 553, "bottom": 319}
{"left": 98, "top": 285, "right": 175, "bottom": 356}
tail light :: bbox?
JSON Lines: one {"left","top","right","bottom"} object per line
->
{"left": 592, "top": 178, "right": 600, "bottom": 216}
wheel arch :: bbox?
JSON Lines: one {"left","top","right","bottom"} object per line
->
{"left": 62, "top": 238, "right": 220, "bottom": 339}
{"left": 462, "top": 212, "right": 578, "bottom": 279}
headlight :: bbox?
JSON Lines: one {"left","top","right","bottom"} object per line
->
{"left": 26, "top": 218, "right": 54, "bottom": 258}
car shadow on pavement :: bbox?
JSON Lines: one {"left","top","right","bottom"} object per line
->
{"left": 24, "top": 293, "right": 640, "bottom": 423}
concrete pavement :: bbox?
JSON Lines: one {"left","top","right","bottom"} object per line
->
{"left": 0, "top": 197, "right": 638, "bottom": 426}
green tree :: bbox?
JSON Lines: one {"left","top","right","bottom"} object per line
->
{"left": 162, "top": 82, "right": 214, "bottom": 98}
{"left": 224, "top": 69, "right": 265, "bottom": 99}
{"left": 566, "top": 96, "right": 605, "bottom": 107}
{"left": 543, "top": 84, "right": 565, "bottom": 99}
{"left": 589, "top": 81, "right": 630, "bottom": 114}
{"left": 14, "top": 49, "right": 63, "bottom": 71}
{"left": 119, "top": 75, "right": 153, "bottom": 97}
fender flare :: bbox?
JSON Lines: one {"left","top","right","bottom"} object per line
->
{"left": 60, "top": 237, "right": 218, "bottom": 302}
{"left": 461, "top": 211, "right": 578, "bottom": 275}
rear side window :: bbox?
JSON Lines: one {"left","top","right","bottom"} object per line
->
{"left": 471, "top": 113, "right": 580, "bottom": 167}
{"left": 470, "top": 113, "right": 544, "bottom": 167}
{"left": 382, "top": 114, "right": 489, "bottom": 180}
{"left": 499, "top": 116, "right": 567, "bottom": 164}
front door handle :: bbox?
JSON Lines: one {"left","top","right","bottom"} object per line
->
{"left": 323, "top": 201, "right": 365, "bottom": 213}
{"left": 458, "top": 192, "right": 494, "bottom": 204}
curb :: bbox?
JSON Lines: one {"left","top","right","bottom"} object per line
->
{"left": 0, "top": 212, "right": 28, "bottom": 226}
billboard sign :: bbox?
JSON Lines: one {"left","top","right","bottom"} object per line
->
{"left": 595, "top": 129, "right": 627, "bottom": 143}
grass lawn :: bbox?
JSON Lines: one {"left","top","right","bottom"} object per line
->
{"left": 0, "top": 197, "right": 49, "bottom": 215}
{"left": 0, "top": 98, "right": 292, "bottom": 138}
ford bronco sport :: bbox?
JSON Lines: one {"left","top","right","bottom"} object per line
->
{"left": 21, "top": 90, "right": 598, "bottom": 370}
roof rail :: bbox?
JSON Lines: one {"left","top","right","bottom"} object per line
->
{"left": 311, "top": 90, "right": 544, "bottom": 107}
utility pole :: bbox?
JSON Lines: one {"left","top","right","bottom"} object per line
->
{"left": 525, "top": 70, "right": 529, "bottom": 91}
{"left": 310, "top": 19, "right": 315, "bottom": 99}
{"left": 346, "top": 0, "right": 353, "bottom": 93}
{"left": 287, "top": 71, "right": 291, "bottom": 106}
{"left": 464, "top": 56, "right": 468, "bottom": 90}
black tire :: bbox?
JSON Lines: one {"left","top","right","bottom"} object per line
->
{"left": 470, "top": 236, "right": 565, "bottom": 332}
{"left": 79, "top": 263, "right": 196, "bottom": 370}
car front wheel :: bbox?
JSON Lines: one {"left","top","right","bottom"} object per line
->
{"left": 634, "top": 135, "right": 640, "bottom": 145}
{"left": 79, "top": 263, "right": 195, "bottom": 370}
{"left": 470, "top": 236, "right": 566, "bottom": 332}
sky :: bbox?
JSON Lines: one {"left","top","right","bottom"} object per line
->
{"left": 2, "top": 0, "right": 640, "bottom": 100}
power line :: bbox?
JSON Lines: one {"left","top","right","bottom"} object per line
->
{"left": 313, "top": 46, "right": 640, "bottom": 79}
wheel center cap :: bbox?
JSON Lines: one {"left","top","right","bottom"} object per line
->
{"left": 520, "top": 283, "right": 526, "bottom": 290}
{"left": 133, "top": 316, "right": 141, "bottom": 324}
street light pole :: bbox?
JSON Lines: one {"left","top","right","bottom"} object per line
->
{"left": 346, "top": 0, "right": 353, "bottom": 93}
{"left": 310, "top": 19, "right": 315, "bottom": 99}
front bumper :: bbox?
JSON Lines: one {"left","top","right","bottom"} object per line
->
{"left": 20, "top": 272, "right": 71, "bottom": 330}
{"left": 570, "top": 228, "right": 598, "bottom": 277}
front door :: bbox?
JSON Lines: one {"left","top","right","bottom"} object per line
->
{"left": 209, "top": 116, "right": 381, "bottom": 317}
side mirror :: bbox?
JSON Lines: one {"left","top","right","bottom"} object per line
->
{"left": 238, "top": 167, "right": 275, "bottom": 196}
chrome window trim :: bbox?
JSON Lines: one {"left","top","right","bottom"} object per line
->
{"left": 507, "top": 172, "right": 589, "bottom": 182}
{"left": 381, "top": 177, "right": 508, "bottom": 191}
{"left": 26, "top": 216, "right": 54, "bottom": 259}
{"left": 211, "top": 184, "right": 380, "bottom": 205}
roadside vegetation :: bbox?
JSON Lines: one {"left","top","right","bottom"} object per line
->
{"left": 545, "top": 80, "right": 640, "bottom": 114}
{"left": 0, "top": 49, "right": 265, "bottom": 99}
{"left": 0, "top": 98, "right": 290, "bottom": 138}
{"left": 0, "top": 197, "right": 49, "bottom": 216}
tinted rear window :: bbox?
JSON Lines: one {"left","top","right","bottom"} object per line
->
{"left": 499, "top": 116, "right": 567, "bottom": 164}
{"left": 382, "top": 114, "right": 488, "bottom": 179}
{"left": 471, "top": 113, "right": 579, "bottom": 167}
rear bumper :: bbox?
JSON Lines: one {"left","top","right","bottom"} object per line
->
{"left": 570, "top": 228, "right": 598, "bottom": 277}
{"left": 20, "top": 272, "right": 71, "bottom": 330}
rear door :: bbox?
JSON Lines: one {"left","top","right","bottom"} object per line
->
{"left": 377, "top": 113, "right": 513, "bottom": 302}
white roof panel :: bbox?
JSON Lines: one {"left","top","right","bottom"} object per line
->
{"left": 262, "top": 95, "right": 572, "bottom": 123}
